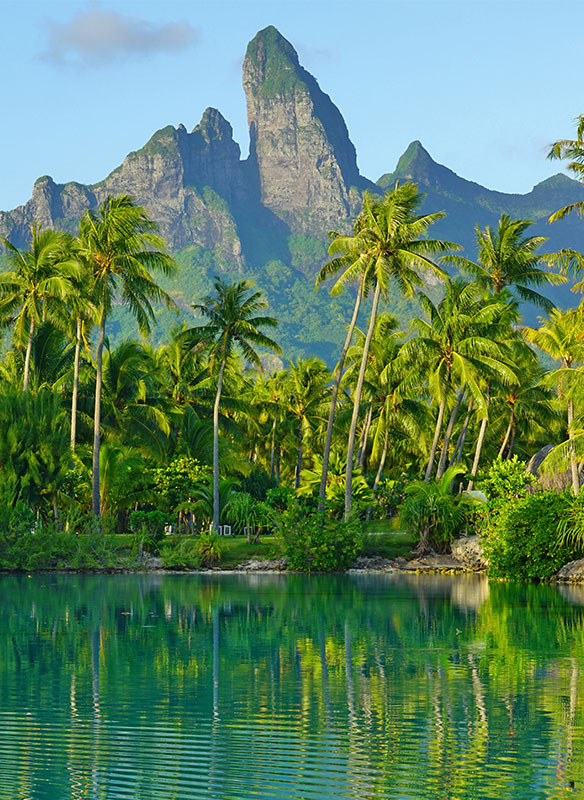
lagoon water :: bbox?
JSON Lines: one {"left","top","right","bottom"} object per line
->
{"left": 1, "top": 572, "right": 583, "bottom": 799}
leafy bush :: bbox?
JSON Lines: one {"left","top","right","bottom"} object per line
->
{"left": 196, "top": 533, "right": 223, "bottom": 566}
{"left": 479, "top": 456, "right": 537, "bottom": 505}
{"left": 159, "top": 539, "right": 202, "bottom": 569}
{"left": 370, "top": 477, "right": 407, "bottom": 519}
{"left": 265, "top": 486, "right": 295, "bottom": 512}
{"left": 400, "top": 467, "right": 484, "bottom": 554}
{"left": 149, "top": 457, "right": 211, "bottom": 513}
{"left": 276, "top": 502, "right": 363, "bottom": 572}
{"left": 483, "top": 492, "right": 575, "bottom": 579}
{"left": 128, "top": 510, "right": 173, "bottom": 549}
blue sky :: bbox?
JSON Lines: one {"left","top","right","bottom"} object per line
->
{"left": 1, "top": 0, "right": 582, "bottom": 211}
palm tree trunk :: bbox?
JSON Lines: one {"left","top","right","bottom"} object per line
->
{"left": 71, "top": 317, "right": 82, "bottom": 452}
{"left": 212, "top": 361, "right": 226, "bottom": 532}
{"left": 568, "top": 397, "right": 580, "bottom": 495}
{"left": 270, "top": 418, "right": 276, "bottom": 481}
{"left": 436, "top": 390, "right": 463, "bottom": 479}
{"left": 357, "top": 403, "right": 373, "bottom": 469}
{"left": 506, "top": 415, "right": 517, "bottom": 459}
{"left": 372, "top": 424, "right": 390, "bottom": 495}
{"left": 91, "top": 315, "right": 106, "bottom": 518}
{"left": 451, "top": 400, "right": 473, "bottom": 466}
{"left": 345, "top": 281, "right": 381, "bottom": 520}
{"left": 498, "top": 412, "right": 513, "bottom": 459}
{"left": 318, "top": 283, "right": 363, "bottom": 512}
{"left": 468, "top": 389, "right": 490, "bottom": 491}
{"left": 425, "top": 394, "right": 447, "bottom": 482}
{"left": 23, "top": 316, "right": 35, "bottom": 393}
{"left": 295, "top": 416, "right": 303, "bottom": 491}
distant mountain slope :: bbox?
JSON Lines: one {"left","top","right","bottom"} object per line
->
{"left": 2, "top": 28, "right": 584, "bottom": 358}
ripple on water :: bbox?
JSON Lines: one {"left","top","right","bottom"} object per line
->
{"left": 0, "top": 573, "right": 583, "bottom": 799}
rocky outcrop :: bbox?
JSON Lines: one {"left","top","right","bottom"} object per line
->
{"left": 556, "top": 559, "right": 584, "bottom": 583}
{"left": 402, "top": 554, "right": 467, "bottom": 572}
{"left": 450, "top": 536, "right": 488, "bottom": 570}
{"left": 0, "top": 110, "right": 245, "bottom": 264}
{"left": 243, "top": 26, "right": 372, "bottom": 236}
{"left": 348, "top": 555, "right": 397, "bottom": 572}
{"left": 236, "top": 557, "right": 288, "bottom": 571}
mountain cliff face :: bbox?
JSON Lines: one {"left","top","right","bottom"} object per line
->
{"left": 1, "top": 26, "right": 584, "bottom": 357}
{"left": 243, "top": 25, "right": 372, "bottom": 235}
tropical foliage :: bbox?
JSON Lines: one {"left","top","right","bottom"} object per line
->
{"left": 3, "top": 135, "right": 584, "bottom": 576}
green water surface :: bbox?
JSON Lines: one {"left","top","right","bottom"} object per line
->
{"left": 1, "top": 572, "right": 583, "bottom": 799}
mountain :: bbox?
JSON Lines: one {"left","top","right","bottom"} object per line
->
{"left": 2, "top": 26, "right": 584, "bottom": 358}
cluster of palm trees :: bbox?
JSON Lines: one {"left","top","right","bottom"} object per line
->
{"left": 3, "top": 116, "right": 584, "bottom": 530}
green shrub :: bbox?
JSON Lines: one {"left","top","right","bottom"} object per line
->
{"left": 128, "top": 510, "right": 173, "bottom": 549}
{"left": 483, "top": 492, "right": 574, "bottom": 580}
{"left": 400, "top": 467, "right": 484, "bottom": 554}
{"left": 196, "top": 533, "right": 223, "bottom": 566}
{"left": 276, "top": 502, "right": 363, "bottom": 572}
{"left": 159, "top": 539, "right": 202, "bottom": 569}
{"left": 479, "top": 456, "right": 537, "bottom": 504}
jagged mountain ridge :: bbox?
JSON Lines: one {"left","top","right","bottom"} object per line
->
{"left": 1, "top": 26, "right": 584, "bottom": 358}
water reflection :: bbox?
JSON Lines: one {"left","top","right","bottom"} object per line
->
{"left": 0, "top": 573, "right": 583, "bottom": 799}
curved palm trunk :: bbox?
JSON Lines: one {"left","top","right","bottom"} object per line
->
{"left": 425, "top": 395, "right": 447, "bottom": 482}
{"left": 318, "top": 283, "right": 363, "bottom": 512}
{"left": 357, "top": 403, "right": 373, "bottom": 469}
{"left": 295, "top": 416, "right": 303, "bottom": 491}
{"left": 451, "top": 400, "right": 473, "bottom": 466}
{"left": 568, "top": 398, "right": 580, "bottom": 495}
{"left": 468, "top": 389, "right": 490, "bottom": 491}
{"left": 269, "top": 418, "right": 277, "bottom": 481}
{"left": 23, "top": 316, "right": 35, "bottom": 393}
{"left": 212, "top": 361, "right": 226, "bottom": 532}
{"left": 91, "top": 315, "right": 106, "bottom": 518}
{"left": 70, "top": 317, "right": 82, "bottom": 452}
{"left": 498, "top": 412, "right": 513, "bottom": 459}
{"left": 373, "top": 423, "right": 390, "bottom": 495}
{"left": 506, "top": 416, "right": 517, "bottom": 459}
{"left": 345, "top": 282, "right": 381, "bottom": 520}
{"left": 436, "top": 390, "right": 463, "bottom": 479}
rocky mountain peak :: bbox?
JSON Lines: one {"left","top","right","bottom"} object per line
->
{"left": 242, "top": 25, "right": 369, "bottom": 235}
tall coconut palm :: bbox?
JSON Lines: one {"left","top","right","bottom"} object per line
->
{"left": 77, "top": 195, "right": 177, "bottom": 518}
{"left": 524, "top": 307, "right": 584, "bottom": 494}
{"left": 287, "top": 358, "right": 330, "bottom": 490}
{"left": 0, "top": 225, "right": 75, "bottom": 391}
{"left": 445, "top": 214, "right": 567, "bottom": 310}
{"left": 548, "top": 115, "right": 584, "bottom": 221}
{"left": 341, "top": 183, "right": 457, "bottom": 519}
{"left": 315, "top": 209, "right": 372, "bottom": 511}
{"left": 402, "top": 280, "right": 516, "bottom": 482}
{"left": 188, "top": 277, "right": 281, "bottom": 531}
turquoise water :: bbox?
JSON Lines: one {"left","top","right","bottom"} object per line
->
{"left": 1, "top": 572, "right": 583, "bottom": 799}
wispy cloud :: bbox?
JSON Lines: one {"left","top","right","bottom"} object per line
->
{"left": 40, "top": 6, "right": 198, "bottom": 67}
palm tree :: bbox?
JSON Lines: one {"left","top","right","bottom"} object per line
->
{"left": 445, "top": 214, "right": 567, "bottom": 310}
{"left": 402, "top": 280, "right": 516, "bottom": 482}
{"left": 548, "top": 115, "right": 584, "bottom": 221}
{"left": 0, "top": 225, "right": 75, "bottom": 391}
{"left": 287, "top": 358, "right": 330, "bottom": 490}
{"left": 315, "top": 208, "right": 372, "bottom": 511}
{"left": 188, "top": 277, "right": 281, "bottom": 531}
{"left": 341, "top": 183, "right": 456, "bottom": 519}
{"left": 524, "top": 307, "right": 584, "bottom": 494}
{"left": 77, "top": 195, "right": 177, "bottom": 518}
